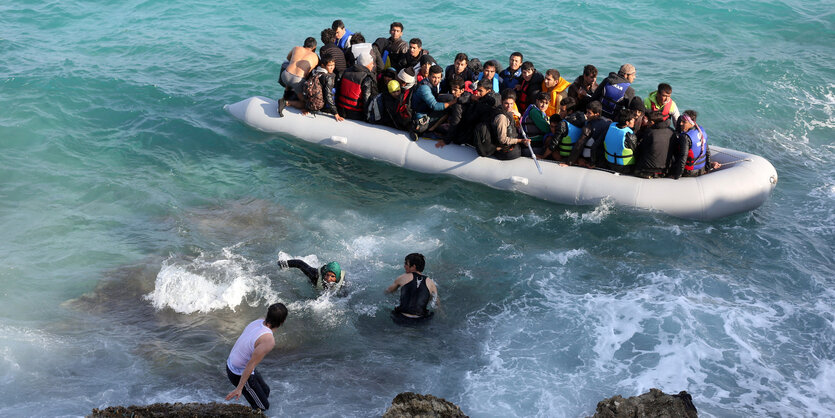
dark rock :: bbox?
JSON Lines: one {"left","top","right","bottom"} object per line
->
{"left": 383, "top": 392, "right": 468, "bottom": 418}
{"left": 591, "top": 388, "right": 698, "bottom": 418}
{"left": 88, "top": 402, "right": 264, "bottom": 417}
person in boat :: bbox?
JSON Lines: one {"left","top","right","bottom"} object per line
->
{"left": 393, "top": 37, "right": 426, "bottom": 72}
{"left": 670, "top": 110, "right": 721, "bottom": 179}
{"left": 441, "top": 52, "right": 476, "bottom": 93}
{"left": 519, "top": 92, "right": 551, "bottom": 152}
{"left": 476, "top": 60, "right": 501, "bottom": 93}
{"left": 628, "top": 96, "right": 647, "bottom": 133}
{"left": 284, "top": 53, "right": 342, "bottom": 119}
{"left": 590, "top": 63, "right": 637, "bottom": 120}
{"left": 471, "top": 79, "right": 526, "bottom": 160}
{"left": 436, "top": 76, "right": 473, "bottom": 148}
{"left": 336, "top": 50, "right": 377, "bottom": 122}
{"left": 566, "top": 100, "right": 611, "bottom": 168}
{"left": 501, "top": 88, "right": 522, "bottom": 127}
{"left": 644, "top": 83, "right": 680, "bottom": 126}
{"left": 567, "top": 64, "right": 599, "bottom": 112}
{"left": 319, "top": 28, "right": 347, "bottom": 75}
{"left": 278, "top": 259, "right": 346, "bottom": 291}
{"left": 409, "top": 64, "right": 455, "bottom": 141}
{"left": 224, "top": 303, "right": 287, "bottom": 411}
{"left": 544, "top": 109, "right": 586, "bottom": 162}
{"left": 396, "top": 66, "right": 417, "bottom": 91}
{"left": 415, "top": 54, "right": 437, "bottom": 83}
{"left": 381, "top": 22, "right": 409, "bottom": 70}
{"left": 367, "top": 80, "right": 406, "bottom": 129}
{"left": 278, "top": 37, "right": 319, "bottom": 116}
{"left": 633, "top": 110, "right": 676, "bottom": 178}
{"left": 499, "top": 51, "right": 524, "bottom": 91}
{"left": 515, "top": 61, "right": 544, "bottom": 110}
{"left": 343, "top": 33, "right": 381, "bottom": 70}
{"left": 385, "top": 253, "right": 438, "bottom": 324}
{"left": 541, "top": 69, "right": 571, "bottom": 117}
{"left": 332, "top": 19, "right": 353, "bottom": 50}
{"left": 603, "top": 108, "right": 640, "bottom": 175}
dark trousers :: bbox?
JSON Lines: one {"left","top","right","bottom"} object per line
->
{"left": 226, "top": 365, "right": 270, "bottom": 410}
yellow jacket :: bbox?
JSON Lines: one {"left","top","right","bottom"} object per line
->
{"left": 541, "top": 77, "right": 571, "bottom": 117}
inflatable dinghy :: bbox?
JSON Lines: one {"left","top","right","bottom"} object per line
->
{"left": 225, "top": 96, "right": 777, "bottom": 221}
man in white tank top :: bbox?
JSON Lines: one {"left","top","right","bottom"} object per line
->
{"left": 224, "top": 303, "right": 287, "bottom": 411}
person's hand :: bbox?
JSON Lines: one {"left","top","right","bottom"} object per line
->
{"left": 711, "top": 162, "right": 721, "bottom": 170}
{"left": 435, "top": 141, "right": 446, "bottom": 148}
{"left": 226, "top": 388, "right": 242, "bottom": 401}
{"left": 335, "top": 114, "right": 344, "bottom": 122}
{"left": 517, "top": 138, "right": 530, "bottom": 145}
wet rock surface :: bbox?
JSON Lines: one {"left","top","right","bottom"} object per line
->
{"left": 591, "top": 388, "right": 698, "bottom": 418}
{"left": 383, "top": 392, "right": 468, "bottom": 418}
{"left": 88, "top": 402, "right": 263, "bottom": 417}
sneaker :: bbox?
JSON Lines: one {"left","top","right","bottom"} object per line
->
{"left": 277, "top": 98, "right": 286, "bottom": 117}
{"left": 408, "top": 130, "right": 419, "bottom": 142}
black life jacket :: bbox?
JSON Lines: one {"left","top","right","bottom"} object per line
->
{"left": 395, "top": 272, "right": 431, "bottom": 317}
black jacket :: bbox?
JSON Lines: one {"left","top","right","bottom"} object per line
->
{"left": 635, "top": 119, "right": 675, "bottom": 175}
{"left": 336, "top": 64, "right": 378, "bottom": 121}
{"left": 319, "top": 43, "right": 347, "bottom": 75}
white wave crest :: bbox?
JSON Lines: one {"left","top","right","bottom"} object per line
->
{"left": 145, "top": 246, "right": 278, "bottom": 314}
{"left": 562, "top": 199, "right": 614, "bottom": 224}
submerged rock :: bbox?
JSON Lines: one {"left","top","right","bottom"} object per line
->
{"left": 383, "top": 392, "right": 468, "bottom": 418}
{"left": 591, "top": 388, "right": 698, "bottom": 418}
{"left": 88, "top": 402, "right": 263, "bottom": 417}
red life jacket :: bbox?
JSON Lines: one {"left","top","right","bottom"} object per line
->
{"left": 650, "top": 95, "right": 673, "bottom": 121}
{"left": 337, "top": 71, "right": 366, "bottom": 113}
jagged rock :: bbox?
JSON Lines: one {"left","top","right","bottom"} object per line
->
{"left": 88, "top": 402, "right": 263, "bottom": 417}
{"left": 591, "top": 388, "right": 698, "bottom": 418}
{"left": 383, "top": 392, "right": 468, "bottom": 418}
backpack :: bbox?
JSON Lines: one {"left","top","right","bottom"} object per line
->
{"left": 303, "top": 72, "right": 325, "bottom": 111}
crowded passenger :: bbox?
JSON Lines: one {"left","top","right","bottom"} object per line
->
{"left": 566, "top": 100, "right": 610, "bottom": 167}
{"left": 381, "top": 22, "right": 409, "bottom": 68}
{"left": 603, "top": 108, "right": 640, "bottom": 174}
{"left": 515, "top": 61, "right": 544, "bottom": 110}
{"left": 477, "top": 60, "right": 501, "bottom": 93}
{"left": 541, "top": 69, "right": 571, "bottom": 116}
{"left": 277, "top": 37, "right": 318, "bottom": 116}
{"left": 319, "top": 28, "right": 347, "bottom": 75}
{"left": 644, "top": 83, "right": 680, "bottom": 126}
{"left": 336, "top": 50, "right": 377, "bottom": 121}
{"left": 591, "top": 63, "right": 637, "bottom": 120}
{"left": 499, "top": 52, "right": 524, "bottom": 91}
{"left": 633, "top": 110, "right": 675, "bottom": 178}
{"left": 567, "top": 64, "right": 598, "bottom": 111}
{"left": 670, "top": 110, "right": 721, "bottom": 179}
{"left": 416, "top": 55, "right": 437, "bottom": 83}
{"left": 332, "top": 20, "right": 353, "bottom": 50}
{"left": 410, "top": 64, "right": 455, "bottom": 140}
{"left": 394, "top": 38, "right": 426, "bottom": 71}
{"left": 442, "top": 53, "right": 476, "bottom": 93}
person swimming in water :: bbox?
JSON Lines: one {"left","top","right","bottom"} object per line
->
{"left": 278, "top": 259, "right": 345, "bottom": 291}
{"left": 385, "top": 253, "right": 438, "bottom": 324}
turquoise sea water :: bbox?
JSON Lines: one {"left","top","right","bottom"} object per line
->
{"left": 1, "top": 1, "right": 833, "bottom": 416}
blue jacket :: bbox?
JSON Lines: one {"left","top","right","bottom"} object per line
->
{"left": 411, "top": 83, "right": 445, "bottom": 118}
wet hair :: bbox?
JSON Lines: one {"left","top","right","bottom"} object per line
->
{"left": 583, "top": 64, "right": 598, "bottom": 77}
{"left": 351, "top": 32, "right": 365, "bottom": 44}
{"left": 501, "top": 88, "right": 517, "bottom": 101}
{"left": 587, "top": 100, "right": 602, "bottom": 114}
{"left": 454, "top": 52, "right": 469, "bottom": 63}
{"left": 331, "top": 20, "right": 345, "bottom": 30}
{"left": 409, "top": 38, "right": 422, "bottom": 48}
{"left": 646, "top": 110, "right": 665, "bottom": 124}
{"left": 562, "top": 96, "right": 577, "bottom": 112}
{"left": 510, "top": 51, "right": 523, "bottom": 61}
{"left": 521, "top": 61, "right": 535, "bottom": 72}
{"left": 535, "top": 92, "right": 550, "bottom": 103}
{"left": 683, "top": 109, "right": 698, "bottom": 122}
{"left": 483, "top": 60, "right": 497, "bottom": 71}
{"left": 657, "top": 83, "right": 672, "bottom": 94}
{"left": 448, "top": 75, "right": 465, "bottom": 90}
{"left": 549, "top": 113, "right": 563, "bottom": 124}
{"left": 321, "top": 28, "right": 336, "bottom": 45}
{"left": 265, "top": 303, "right": 288, "bottom": 328}
{"left": 405, "top": 253, "right": 425, "bottom": 272}
{"left": 390, "top": 22, "right": 403, "bottom": 31}
{"left": 303, "top": 37, "right": 317, "bottom": 49}
{"left": 477, "top": 78, "right": 494, "bottom": 91}
{"left": 617, "top": 108, "right": 639, "bottom": 126}
{"left": 545, "top": 68, "right": 561, "bottom": 79}
{"left": 429, "top": 64, "right": 443, "bottom": 75}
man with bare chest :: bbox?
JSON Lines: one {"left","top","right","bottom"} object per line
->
{"left": 278, "top": 37, "right": 318, "bottom": 115}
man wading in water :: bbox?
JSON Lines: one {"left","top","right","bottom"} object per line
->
{"left": 224, "top": 303, "right": 287, "bottom": 411}
{"left": 385, "top": 253, "right": 439, "bottom": 324}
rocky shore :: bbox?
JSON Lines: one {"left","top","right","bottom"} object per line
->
{"left": 88, "top": 388, "right": 697, "bottom": 417}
